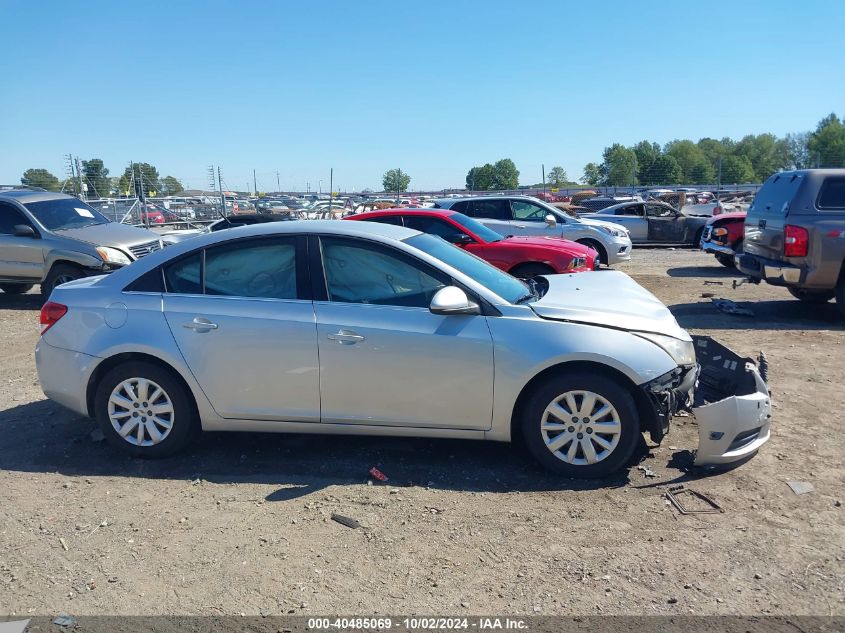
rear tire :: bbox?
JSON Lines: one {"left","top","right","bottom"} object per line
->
{"left": 693, "top": 227, "right": 704, "bottom": 248}
{"left": 0, "top": 283, "right": 34, "bottom": 295}
{"left": 835, "top": 271, "right": 845, "bottom": 319}
{"left": 94, "top": 361, "right": 197, "bottom": 458}
{"left": 42, "top": 263, "right": 85, "bottom": 301}
{"left": 520, "top": 371, "right": 640, "bottom": 478}
{"left": 788, "top": 287, "right": 835, "bottom": 303}
{"left": 510, "top": 263, "right": 555, "bottom": 279}
{"left": 576, "top": 239, "right": 607, "bottom": 267}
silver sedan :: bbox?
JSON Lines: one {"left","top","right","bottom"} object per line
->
{"left": 35, "top": 220, "right": 771, "bottom": 478}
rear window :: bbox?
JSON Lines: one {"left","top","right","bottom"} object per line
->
{"left": 749, "top": 173, "right": 805, "bottom": 216}
{"left": 817, "top": 177, "right": 845, "bottom": 211}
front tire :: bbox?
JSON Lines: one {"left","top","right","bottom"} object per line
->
{"left": 0, "top": 283, "right": 34, "bottom": 295}
{"left": 94, "top": 362, "right": 197, "bottom": 458}
{"left": 576, "top": 239, "right": 607, "bottom": 267}
{"left": 41, "top": 263, "right": 85, "bottom": 300}
{"left": 521, "top": 372, "right": 640, "bottom": 478}
{"left": 788, "top": 287, "right": 835, "bottom": 303}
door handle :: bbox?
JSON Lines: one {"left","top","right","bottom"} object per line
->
{"left": 183, "top": 317, "right": 218, "bottom": 331}
{"left": 513, "top": 224, "right": 527, "bottom": 229}
{"left": 327, "top": 329, "right": 365, "bottom": 344}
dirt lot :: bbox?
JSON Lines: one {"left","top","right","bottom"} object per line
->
{"left": 0, "top": 248, "right": 843, "bottom": 618}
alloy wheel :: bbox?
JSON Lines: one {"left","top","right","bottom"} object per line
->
{"left": 540, "top": 390, "right": 621, "bottom": 465}
{"left": 107, "top": 378, "right": 175, "bottom": 446}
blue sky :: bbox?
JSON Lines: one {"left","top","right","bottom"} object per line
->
{"left": 1, "top": 0, "right": 843, "bottom": 192}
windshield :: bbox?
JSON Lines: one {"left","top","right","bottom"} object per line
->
{"left": 25, "top": 198, "right": 111, "bottom": 230}
{"left": 449, "top": 212, "right": 504, "bottom": 242}
{"left": 405, "top": 233, "right": 531, "bottom": 304}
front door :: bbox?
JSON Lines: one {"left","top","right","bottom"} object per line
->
{"left": 508, "top": 200, "right": 560, "bottom": 236}
{"left": 314, "top": 236, "right": 494, "bottom": 430}
{"left": 608, "top": 204, "right": 648, "bottom": 242}
{"left": 646, "top": 203, "right": 685, "bottom": 242}
{"left": 162, "top": 236, "right": 320, "bottom": 421}
{"left": 0, "top": 202, "right": 44, "bottom": 280}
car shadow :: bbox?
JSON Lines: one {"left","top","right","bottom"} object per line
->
{"left": 0, "top": 400, "right": 631, "bottom": 498}
{"left": 670, "top": 299, "right": 843, "bottom": 330}
{"left": 0, "top": 292, "right": 42, "bottom": 311}
{"left": 666, "top": 265, "right": 744, "bottom": 278}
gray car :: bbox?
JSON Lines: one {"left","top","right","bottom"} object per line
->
{"left": 36, "top": 220, "right": 771, "bottom": 478}
{"left": 0, "top": 189, "right": 163, "bottom": 298}
{"left": 432, "top": 196, "right": 632, "bottom": 266}
{"left": 580, "top": 200, "right": 710, "bottom": 245}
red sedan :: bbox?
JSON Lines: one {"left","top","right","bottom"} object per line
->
{"left": 346, "top": 208, "right": 598, "bottom": 277}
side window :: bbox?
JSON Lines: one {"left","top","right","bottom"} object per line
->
{"left": 450, "top": 201, "right": 470, "bottom": 213}
{"left": 646, "top": 203, "right": 674, "bottom": 218}
{"left": 164, "top": 252, "right": 202, "bottom": 294}
{"left": 511, "top": 200, "right": 548, "bottom": 221}
{"left": 0, "top": 203, "right": 30, "bottom": 235}
{"left": 320, "top": 237, "right": 447, "bottom": 308}
{"left": 363, "top": 215, "right": 404, "bottom": 227}
{"left": 470, "top": 199, "right": 511, "bottom": 220}
{"left": 402, "top": 216, "right": 464, "bottom": 241}
{"left": 617, "top": 205, "right": 643, "bottom": 217}
{"left": 204, "top": 238, "right": 297, "bottom": 299}
{"left": 818, "top": 177, "right": 845, "bottom": 210}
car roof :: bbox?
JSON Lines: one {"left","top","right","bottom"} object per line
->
{"left": 0, "top": 190, "right": 79, "bottom": 204}
{"left": 432, "top": 195, "right": 538, "bottom": 205}
{"left": 351, "top": 208, "right": 456, "bottom": 219}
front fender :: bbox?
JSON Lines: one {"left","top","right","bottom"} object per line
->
{"left": 486, "top": 315, "right": 677, "bottom": 440}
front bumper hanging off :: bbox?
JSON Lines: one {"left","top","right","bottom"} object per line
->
{"left": 689, "top": 336, "right": 772, "bottom": 466}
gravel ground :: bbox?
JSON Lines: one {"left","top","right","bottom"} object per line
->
{"left": 0, "top": 248, "right": 843, "bottom": 618}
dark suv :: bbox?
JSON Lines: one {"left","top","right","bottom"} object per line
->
{"left": 738, "top": 169, "right": 845, "bottom": 316}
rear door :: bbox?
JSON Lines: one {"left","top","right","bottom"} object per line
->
{"left": 0, "top": 202, "right": 44, "bottom": 281}
{"left": 465, "top": 199, "right": 512, "bottom": 236}
{"left": 744, "top": 172, "right": 806, "bottom": 261}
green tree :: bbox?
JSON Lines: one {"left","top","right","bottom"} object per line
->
{"left": 546, "top": 166, "right": 568, "bottom": 187}
{"left": 632, "top": 141, "right": 660, "bottom": 182}
{"left": 641, "top": 154, "right": 683, "bottom": 185}
{"left": 689, "top": 159, "right": 716, "bottom": 184}
{"left": 161, "top": 176, "right": 184, "bottom": 195}
{"left": 382, "top": 168, "right": 411, "bottom": 193}
{"left": 720, "top": 155, "right": 755, "bottom": 184}
{"left": 602, "top": 144, "right": 637, "bottom": 186}
{"left": 665, "top": 140, "right": 710, "bottom": 183}
{"left": 734, "top": 133, "right": 789, "bottom": 181}
{"left": 807, "top": 113, "right": 845, "bottom": 167}
{"left": 119, "top": 163, "right": 160, "bottom": 197}
{"left": 21, "top": 168, "right": 61, "bottom": 191}
{"left": 580, "top": 162, "right": 603, "bottom": 186}
{"left": 81, "top": 158, "right": 110, "bottom": 198}
{"left": 782, "top": 132, "right": 812, "bottom": 169}
{"left": 492, "top": 158, "right": 519, "bottom": 190}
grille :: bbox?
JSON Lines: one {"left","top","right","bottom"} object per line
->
{"left": 128, "top": 240, "right": 162, "bottom": 259}
{"left": 702, "top": 225, "right": 713, "bottom": 241}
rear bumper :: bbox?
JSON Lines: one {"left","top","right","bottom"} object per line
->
{"left": 689, "top": 336, "right": 772, "bottom": 466}
{"left": 35, "top": 339, "right": 99, "bottom": 417}
{"left": 737, "top": 252, "right": 803, "bottom": 285}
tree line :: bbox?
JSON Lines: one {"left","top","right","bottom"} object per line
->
{"left": 581, "top": 113, "right": 845, "bottom": 187}
{"left": 20, "top": 160, "right": 184, "bottom": 198}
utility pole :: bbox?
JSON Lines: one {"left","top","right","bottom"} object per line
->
{"left": 276, "top": 171, "right": 280, "bottom": 192}
{"left": 253, "top": 169, "right": 257, "bottom": 196}
{"left": 542, "top": 164, "right": 546, "bottom": 199}
{"left": 717, "top": 156, "right": 723, "bottom": 195}
{"left": 75, "top": 157, "right": 85, "bottom": 200}
{"left": 329, "top": 168, "right": 333, "bottom": 215}
{"left": 396, "top": 168, "right": 401, "bottom": 203}
{"left": 218, "top": 167, "right": 226, "bottom": 217}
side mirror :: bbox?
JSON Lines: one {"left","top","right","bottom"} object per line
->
{"left": 545, "top": 214, "right": 557, "bottom": 227}
{"left": 13, "top": 225, "right": 37, "bottom": 238}
{"left": 430, "top": 286, "right": 480, "bottom": 316}
{"left": 449, "top": 233, "right": 473, "bottom": 245}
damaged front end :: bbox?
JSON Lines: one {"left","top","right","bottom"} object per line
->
{"left": 690, "top": 336, "right": 772, "bottom": 466}
{"left": 640, "top": 336, "right": 772, "bottom": 467}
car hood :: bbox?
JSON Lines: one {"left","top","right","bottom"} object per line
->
{"left": 573, "top": 217, "right": 629, "bottom": 233}
{"left": 529, "top": 270, "right": 690, "bottom": 339}
{"left": 53, "top": 222, "right": 160, "bottom": 248}
{"left": 502, "top": 235, "right": 592, "bottom": 255}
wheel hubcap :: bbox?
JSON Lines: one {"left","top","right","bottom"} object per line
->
{"left": 541, "top": 390, "right": 621, "bottom": 465}
{"left": 107, "top": 378, "right": 174, "bottom": 446}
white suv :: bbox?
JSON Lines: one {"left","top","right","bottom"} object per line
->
{"left": 432, "top": 196, "right": 632, "bottom": 265}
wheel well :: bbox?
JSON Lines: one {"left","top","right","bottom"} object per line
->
{"left": 509, "top": 361, "right": 657, "bottom": 442}
{"left": 508, "top": 261, "right": 555, "bottom": 275}
{"left": 86, "top": 352, "right": 200, "bottom": 424}
{"left": 576, "top": 239, "right": 607, "bottom": 262}
{"left": 44, "top": 260, "right": 85, "bottom": 281}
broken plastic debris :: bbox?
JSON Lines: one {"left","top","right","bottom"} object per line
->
{"left": 637, "top": 465, "right": 658, "bottom": 478}
{"left": 53, "top": 614, "right": 76, "bottom": 627}
{"left": 711, "top": 298, "right": 754, "bottom": 317}
{"left": 330, "top": 513, "right": 360, "bottom": 529}
{"left": 786, "top": 481, "right": 814, "bottom": 495}
{"left": 368, "top": 466, "right": 388, "bottom": 482}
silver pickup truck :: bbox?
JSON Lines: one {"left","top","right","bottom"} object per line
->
{"left": 738, "top": 169, "right": 845, "bottom": 317}
{"left": 0, "top": 189, "right": 163, "bottom": 299}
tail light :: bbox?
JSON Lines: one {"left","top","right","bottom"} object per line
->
{"left": 40, "top": 301, "right": 68, "bottom": 334}
{"left": 713, "top": 205, "right": 723, "bottom": 216}
{"left": 784, "top": 225, "right": 809, "bottom": 258}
